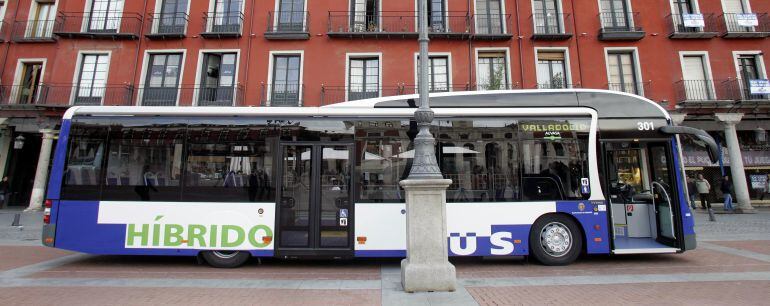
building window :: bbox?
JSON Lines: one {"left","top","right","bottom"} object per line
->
{"left": 199, "top": 52, "right": 237, "bottom": 106}
{"left": 533, "top": 0, "right": 562, "bottom": 34}
{"left": 599, "top": 0, "right": 631, "bottom": 30}
{"left": 29, "top": 2, "right": 56, "bottom": 38}
{"left": 75, "top": 54, "right": 110, "bottom": 105}
{"left": 476, "top": 0, "right": 504, "bottom": 34}
{"left": 737, "top": 54, "right": 767, "bottom": 100}
{"left": 156, "top": 0, "right": 188, "bottom": 34}
{"left": 88, "top": 0, "right": 125, "bottom": 33}
{"left": 348, "top": 57, "right": 379, "bottom": 101}
{"left": 351, "top": 0, "right": 378, "bottom": 32}
{"left": 271, "top": 54, "right": 301, "bottom": 106}
{"left": 477, "top": 51, "right": 508, "bottom": 90}
{"left": 536, "top": 51, "right": 568, "bottom": 89}
{"left": 417, "top": 55, "right": 450, "bottom": 92}
{"left": 681, "top": 55, "right": 713, "bottom": 100}
{"left": 15, "top": 62, "right": 43, "bottom": 104}
{"left": 277, "top": 0, "right": 305, "bottom": 31}
{"left": 142, "top": 53, "right": 183, "bottom": 106}
{"left": 428, "top": 0, "right": 447, "bottom": 31}
{"left": 211, "top": 0, "right": 242, "bottom": 32}
{"left": 607, "top": 51, "right": 640, "bottom": 95}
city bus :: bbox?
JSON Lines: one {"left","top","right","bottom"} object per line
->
{"left": 41, "top": 89, "right": 718, "bottom": 268}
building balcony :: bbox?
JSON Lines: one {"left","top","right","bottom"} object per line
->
{"left": 138, "top": 85, "right": 244, "bottom": 107}
{"left": 724, "top": 79, "right": 770, "bottom": 102}
{"left": 320, "top": 85, "right": 402, "bottom": 105}
{"left": 674, "top": 80, "right": 736, "bottom": 106}
{"left": 11, "top": 20, "right": 57, "bottom": 42}
{"left": 326, "top": 11, "right": 477, "bottom": 39}
{"left": 201, "top": 12, "right": 244, "bottom": 38}
{"left": 261, "top": 83, "right": 304, "bottom": 107}
{"left": 400, "top": 83, "right": 474, "bottom": 94}
{"left": 536, "top": 83, "right": 580, "bottom": 89}
{"left": 471, "top": 13, "right": 512, "bottom": 40}
{"left": 265, "top": 11, "right": 310, "bottom": 40}
{"left": 531, "top": 13, "right": 573, "bottom": 40}
{"left": 719, "top": 13, "right": 770, "bottom": 38}
{"left": 607, "top": 81, "right": 652, "bottom": 99}
{"left": 53, "top": 12, "right": 142, "bottom": 39}
{"left": 666, "top": 13, "right": 719, "bottom": 39}
{"left": 145, "top": 13, "right": 188, "bottom": 39}
{"left": 598, "top": 11, "right": 645, "bottom": 41}
{"left": 0, "top": 84, "right": 133, "bottom": 107}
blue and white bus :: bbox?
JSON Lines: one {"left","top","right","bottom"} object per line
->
{"left": 42, "top": 90, "right": 718, "bottom": 268}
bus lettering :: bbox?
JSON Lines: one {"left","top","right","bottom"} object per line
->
{"left": 449, "top": 233, "right": 477, "bottom": 256}
{"left": 164, "top": 224, "right": 184, "bottom": 247}
{"left": 490, "top": 232, "right": 515, "bottom": 255}
{"left": 188, "top": 224, "right": 207, "bottom": 247}
{"left": 122, "top": 223, "right": 273, "bottom": 249}
{"left": 248, "top": 225, "right": 273, "bottom": 248}
{"left": 221, "top": 225, "right": 245, "bottom": 248}
{"left": 126, "top": 224, "right": 149, "bottom": 247}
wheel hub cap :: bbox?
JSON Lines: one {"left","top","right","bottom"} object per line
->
{"left": 540, "top": 222, "right": 573, "bottom": 257}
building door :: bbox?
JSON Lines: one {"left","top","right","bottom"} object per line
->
{"left": 348, "top": 57, "right": 379, "bottom": 101}
{"left": 143, "top": 53, "right": 182, "bottom": 106}
{"left": 671, "top": 0, "right": 694, "bottom": 31}
{"left": 17, "top": 63, "right": 43, "bottom": 104}
{"left": 533, "top": 0, "right": 561, "bottom": 34}
{"left": 351, "top": 0, "right": 377, "bottom": 31}
{"left": 158, "top": 0, "right": 187, "bottom": 34}
{"left": 30, "top": 2, "right": 55, "bottom": 38}
{"left": 212, "top": 0, "right": 242, "bottom": 32}
{"left": 277, "top": 143, "right": 353, "bottom": 255}
{"left": 476, "top": 0, "right": 503, "bottom": 34}
{"left": 88, "top": 0, "right": 124, "bottom": 33}
{"left": 270, "top": 55, "right": 301, "bottom": 106}
{"left": 3, "top": 133, "right": 42, "bottom": 207}
{"left": 277, "top": 0, "right": 305, "bottom": 31}
{"left": 536, "top": 51, "right": 567, "bottom": 89}
{"left": 75, "top": 54, "right": 109, "bottom": 105}
{"left": 199, "top": 53, "right": 236, "bottom": 106}
{"left": 607, "top": 52, "right": 639, "bottom": 95}
{"left": 682, "top": 55, "right": 712, "bottom": 100}
{"left": 600, "top": 0, "right": 630, "bottom": 30}
{"left": 738, "top": 55, "right": 765, "bottom": 100}
{"left": 428, "top": 0, "right": 446, "bottom": 31}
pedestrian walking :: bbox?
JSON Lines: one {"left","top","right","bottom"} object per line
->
{"left": 721, "top": 175, "right": 734, "bottom": 211}
{"left": 695, "top": 174, "right": 711, "bottom": 209}
{"left": 686, "top": 176, "right": 698, "bottom": 209}
{"left": 0, "top": 176, "right": 9, "bottom": 207}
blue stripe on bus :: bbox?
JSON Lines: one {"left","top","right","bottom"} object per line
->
{"left": 556, "top": 201, "right": 610, "bottom": 254}
{"left": 671, "top": 138, "right": 696, "bottom": 236}
{"left": 355, "top": 250, "right": 406, "bottom": 257}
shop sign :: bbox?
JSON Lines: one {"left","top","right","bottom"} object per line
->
{"left": 750, "top": 175, "right": 768, "bottom": 190}
{"left": 749, "top": 79, "right": 770, "bottom": 95}
{"left": 683, "top": 150, "right": 770, "bottom": 167}
{"left": 682, "top": 14, "right": 705, "bottom": 28}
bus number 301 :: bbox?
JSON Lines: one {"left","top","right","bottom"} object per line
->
{"left": 637, "top": 122, "right": 655, "bottom": 131}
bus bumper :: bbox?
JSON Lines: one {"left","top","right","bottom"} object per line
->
{"left": 683, "top": 234, "right": 697, "bottom": 251}
{"left": 42, "top": 224, "right": 56, "bottom": 247}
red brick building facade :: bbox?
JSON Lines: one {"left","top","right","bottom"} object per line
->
{"left": 0, "top": 0, "right": 769, "bottom": 208}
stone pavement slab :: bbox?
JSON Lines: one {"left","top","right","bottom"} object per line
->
{"left": 708, "top": 240, "right": 770, "bottom": 257}
{"left": 0, "top": 246, "right": 72, "bottom": 272}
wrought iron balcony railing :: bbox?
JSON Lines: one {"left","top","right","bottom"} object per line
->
{"left": 145, "top": 13, "right": 188, "bottom": 39}
{"left": 327, "top": 11, "right": 478, "bottom": 39}
{"left": 138, "top": 85, "right": 244, "bottom": 107}
{"left": 401, "top": 83, "right": 474, "bottom": 94}
{"left": 472, "top": 13, "right": 512, "bottom": 39}
{"left": 531, "top": 12, "right": 573, "bottom": 40}
{"left": 201, "top": 11, "right": 244, "bottom": 38}
{"left": 667, "top": 13, "right": 719, "bottom": 39}
{"left": 536, "top": 83, "right": 580, "bottom": 89}
{"left": 607, "top": 81, "right": 651, "bottom": 98}
{"left": 598, "top": 11, "right": 645, "bottom": 41}
{"left": 261, "top": 83, "right": 304, "bottom": 107}
{"left": 674, "top": 79, "right": 735, "bottom": 102}
{"left": 11, "top": 20, "right": 57, "bottom": 42}
{"left": 321, "top": 85, "right": 403, "bottom": 105}
{"left": 0, "top": 84, "right": 134, "bottom": 107}
{"left": 266, "top": 11, "right": 310, "bottom": 39}
{"left": 53, "top": 12, "right": 142, "bottom": 39}
{"left": 719, "top": 13, "right": 770, "bottom": 38}
{"left": 724, "top": 79, "right": 770, "bottom": 101}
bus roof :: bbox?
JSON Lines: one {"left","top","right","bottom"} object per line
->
{"left": 327, "top": 89, "right": 671, "bottom": 120}
{"left": 63, "top": 89, "right": 669, "bottom": 121}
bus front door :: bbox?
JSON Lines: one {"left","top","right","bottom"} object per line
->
{"left": 605, "top": 141, "right": 680, "bottom": 254}
{"left": 277, "top": 143, "right": 354, "bottom": 256}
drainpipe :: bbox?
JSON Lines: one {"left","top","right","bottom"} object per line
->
{"left": 130, "top": 0, "right": 150, "bottom": 105}
{"left": 244, "top": 0, "right": 256, "bottom": 88}
{"left": 570, "top": 0, "right": 583, "bottom": 85}
{"left": 0, "top": 0, "right": 23, "bottom": 84}
{"left": 467, "top": 0, "right": 472, "bottom": 86}
{"left": 515, "top": 0, "right": 524, "bottom": 88}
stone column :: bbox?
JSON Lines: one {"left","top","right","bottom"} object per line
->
{"left": 400, "top": 178, "right": 456, "bottom": 292}
{"left": 715, "top": 114, "right": 754, "bottom": 213}
{"left": 26, "top": 130, "right": 57, "bottom": 212}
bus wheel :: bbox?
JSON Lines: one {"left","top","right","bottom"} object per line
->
{"left": 529, "top": 215, "right": 582, "bottom": 266}
{"left": 201, "top": 251, "right": 250, "bottom": 268}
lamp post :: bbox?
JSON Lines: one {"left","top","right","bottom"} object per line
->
{"left": 398, "top": 0, "right": 456, "bottom": 292}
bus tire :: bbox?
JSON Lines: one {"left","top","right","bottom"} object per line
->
{"left": 201, "top": 251, "right": 250, "bottom": 268}
{"left": 529, "top": 214, "right": 582, "bottom": 266}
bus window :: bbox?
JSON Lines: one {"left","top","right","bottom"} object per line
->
{"left": 60, "top": 124, "right": 107, "bottom": 200}
{"left": 439, "top": 119, "right": 520, "bottom": 202}
{"left": 102, "top": 126, "right": 184, "bottom": 201}
{"left": 183, "top": 127, "right": 275, "bottom": 203}
{"left": 520, "top": 119, "right": 590, "bottom": 201}
{"left": 356, "top": 120, "right": 415, "bottom": 203}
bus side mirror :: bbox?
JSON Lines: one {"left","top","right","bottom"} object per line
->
{"left": 659, "top": 126, "right": 719, "bottom": 164}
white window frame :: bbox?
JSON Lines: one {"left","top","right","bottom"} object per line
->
{"left": 413, "top": 52, "right": 453, "bottom": 93}
{"left": 345, "top": 52, "right": 383, "bottom": 102}
{"left": 25, "top": 1, "right": 59, "bottom": 38}
{"left": 136, "top": 49, "right": 187, "bottom": 106}
{"left": 668, "top": 0, "right": 702, "bottom": 14}
{"left": 414, "top": 0, "right": 449, "bottom": 32}
{"left": 193, "top": 48, "right": 240, "bottom": 106}
{"left": 530, "top": 0, "right": 566, "bottom": 34}
{"left": 732, "top": 50, "right": 767, "bottom": 96}
{"left": 206, "top": 0, "right": 247, "bottom": 33}
{"left": 82, "top": 0, "right": 126, "bottom": 33}
{"left": 70, "top": 50, "right": 113, "bottom": 106}
{"left": 719, "top": 0, "right": 752, "bottom": 13}
{"left": 604, "top": 47, "right": 645, "bottom": 95}
{"left": 472, "top": 0, "right": 509, "bottom": 34}
{"left": 151, "top": 0, "right": 192, "bottom": 35}
{"left": 348, "top": 0, "right": 382, "bottom": 31}
{"left": 266, "top": 50, "right": 304, "bottom": 106}
{"left": 474, "top": 47, "right": 513, "bottom": 90}
{"left": 534, "top": 47, "right": 572, "bottom": 88}
{"left": 678, "top": 51, "right": 716, "bottom": 98}
{"left": 0, "top": 1, "right": 8, "bottom": 32}
{"left": 10, "top": 58, "right": 48, "bottom": 105}
{"left": 273, "top": 0, "right": 309, "bottom": 30}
